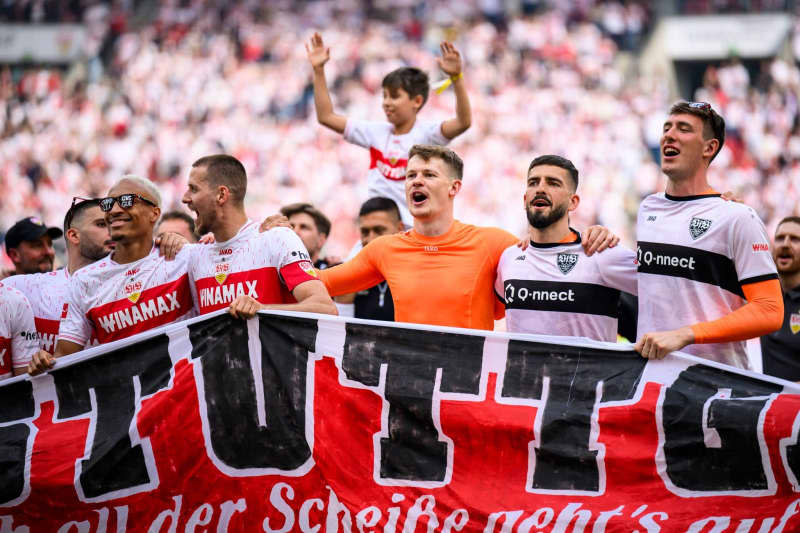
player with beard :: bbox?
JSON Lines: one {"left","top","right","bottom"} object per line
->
{"left": 28, "top": 176, "right": 196, "bottom": 374}
{"left": 635, "top": 102, "right": 782, "bottom": 368}
{"left": 180, "top": 155, "right": 336, "bottom": 318}
{"left": 760, "top": 217, "right": 800, "bottom": 380}
{"left": 319, "top": 145, "right": 618, "bottom": 330}
{"left": 3, "top": 216, "right": 62, "bottom": 275}
{"left": 5, "top": 198, "right": 114, "bottom": 352}
{"left": 494, "top": 155, "right": 637, "bottom": 341}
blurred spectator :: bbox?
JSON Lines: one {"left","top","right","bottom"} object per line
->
{"left": 761, "top": 216, "right": 800, "bottom": 381}
{"left": 4, "top": 217, "right": 62, "bottom": 275}
{"left": 157, "top": 210, "right": 198, "bottom": 242}
{"left": 280, "top": 202, "right": 337, "bottom": 269}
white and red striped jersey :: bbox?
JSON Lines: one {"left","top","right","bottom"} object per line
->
{"left": 59, "top": 248, "right": 194, "bottom": 346}
{"left": 0, "top": 282, "right": 38, "bottom": 380}
{"left": 636, "top": 193, "right": 778, "bottom": 368}
{"left": 184, "top": 222, "right": 319, "bottom": 315}
{"left": 495, "top": 236, "right": 638, "bottom": 342}
{"left": 344, "top": 119, "right": 448, "bottom": 226}
{"left": 4, "top": 269, "right": 71, "bottom": 352}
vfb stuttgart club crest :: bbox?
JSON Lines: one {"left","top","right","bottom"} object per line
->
{"left": 690, "top": 217, "right": 712, "bottom": 240}
{"left": 557, "top": 253, "right": 578, "bottom": 275}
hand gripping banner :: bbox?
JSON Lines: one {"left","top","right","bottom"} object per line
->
{"left": 2, "top": 310, "right": 800, "bottom": 532}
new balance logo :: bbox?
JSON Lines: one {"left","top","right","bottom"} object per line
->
{"left": 219, "top": 248, "right": 233, "bottom": 255}
{"left": 515, "top": 255, "right": 526, "bottom": 261}
{"left": 97, "top": 292, "right": 182, "bottom": 334}
{"left": 752, "top": 243, "right": 769, "bottom": 252}
{"left": 557, "top": 253, "right": 578, "bottom": 275}
{"left": 647, "top": 215, "right": 657, "bottom": 222}
{"left": 689, "top": 218, "right": 712, "bottom": 240}
{"left": 125, "top": 267, "right": 140, "bottom": 277}
{"left": 199, "top": 280, "right": 258, "bottom": 309}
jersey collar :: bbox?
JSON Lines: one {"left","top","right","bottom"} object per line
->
{"left": 528, "top": 228, "right": 582, "bottom": 248}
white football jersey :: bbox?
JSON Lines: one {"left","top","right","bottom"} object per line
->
{"left": 636, "top": 193, "right": 778, "bottom": 369}
{"left": 4, "top": 269, "right": 71, "bottom": 352}
{"left": 0, "top": 282, "right": 38, "bottom": 380}
{"left": 59, "top": 247, "right": 194, "bottom": 346}
{"left": 344, "top": 119, "right": 448, "bottom": 226}
{"left": 185, "top": 222, "right": 319, "bottom": 315}
{"left": 495, "top": 236, "right": 637, "bottom": 342}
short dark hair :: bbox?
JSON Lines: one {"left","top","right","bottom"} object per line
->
{"left": 777, "top": 216, "right": 800, "bottom": 230}
{"left": 159, "top": 211, "right": 196, "bottom": 234}
{"left": 408, "top": 144, "right": 464, "bottom": 180}
{"left": 64, "top": 199, "right": 100, "bottom": 234}
{"left": 528, "top": 155, "right": 579, "bottom": 190}
{"left": 669, "top": 101, "right": 726, "bottom": 162}
{"left": 382, "top": 67, "right": 429, "bottom": 109}
{"left": 359, "top": 197, "right": 401, "bottom": 220}
{"left": 280, "top": 203, "right": 332, "bottom": 237}
{"left": 192, "top": 154, "right": 247, "bottom": 205}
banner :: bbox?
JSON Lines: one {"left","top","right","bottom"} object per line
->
{"left": 2, "top": 310, "right": 800, "bottom": 532}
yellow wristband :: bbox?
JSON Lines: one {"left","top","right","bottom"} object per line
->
{"left": 434, "top": 73, "right": 463, "bottom": 95}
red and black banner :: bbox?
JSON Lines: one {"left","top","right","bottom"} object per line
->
{"left": 2, "top": 310, "right": 800, "bottom": 532}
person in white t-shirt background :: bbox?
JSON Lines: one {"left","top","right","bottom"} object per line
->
{"left": 306, "top": 32, "right": 472, "bottom": 227}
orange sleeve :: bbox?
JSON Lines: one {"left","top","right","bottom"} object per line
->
{"left": 319, "top": 241, "right": 386, "bottom": 297}
{"left": 690, "top": 279, "right": 784, "bottom": 344}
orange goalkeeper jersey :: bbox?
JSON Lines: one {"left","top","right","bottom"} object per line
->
{"left": 320, "top": 220, "right": 518, "bottom": 330}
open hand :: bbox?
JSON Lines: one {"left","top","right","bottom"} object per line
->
{"left": 437, "top": 41, "right": 462, "bottom": 77}
{"left": 306, "top": 32, "right": 330, "bottom": 70}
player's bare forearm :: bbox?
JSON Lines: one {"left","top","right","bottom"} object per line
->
{"left": 312, "top": 67, "right": 347, "bottom": 134}
{"left": 259, "top": 281, "right": 338, "bottom": 316}
{"left": 441, "top": 76, "right": 471, "bottom": 139}
{"left": 55, "top": 339, "right": 84, "bottom": 358}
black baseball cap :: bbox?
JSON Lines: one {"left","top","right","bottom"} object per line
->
{"left": 4, "top": 217, "right": 63, "bottom": 252}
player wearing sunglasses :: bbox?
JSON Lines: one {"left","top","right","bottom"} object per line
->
{"left": 5, "top": 198, "right": 114, "bottom": 353}
{"left": 634, "top": 101, "right": 783, "bottom": 367}
{"left": 28, "top": 176, "right": 196, "bottom": 374}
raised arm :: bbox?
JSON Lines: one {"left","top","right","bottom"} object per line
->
{"left": 438, "top": 41, "right": 471, "bottom": 140}
{"left": 306, "top": 32, "right": 347, "bottom": 134}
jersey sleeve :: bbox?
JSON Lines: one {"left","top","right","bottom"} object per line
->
{"left": 11, "top": 292, "right": 37, "bottom": 369}
{"left": 494, "top": 246, "right": 514, "bottom": 301}
{"left": 57, "top": 274, "right": 92, "bottom": 347}
{"left": 266, "top": 228, "right": 321, "bottom": 292}
{"left": 730, "top": 207, "right": 779, "bottom": 285}
{"left": 419, "top": 120, "right": 450, "bottom": 146}
{"left": 319, "top": 238, "right": 386, "bottom": 297}
{"left": 343, "top": 119, "right": 384, "bottom": 149}
{"left": 597, "top": 245, "right": 639, "bottom": 295}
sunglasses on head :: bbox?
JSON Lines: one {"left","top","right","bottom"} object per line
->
{"left": 98, "top": 194, "right": 158, "bottom": 212}
{"left": 687, "top": 101, "right": 712, "bottom": 111}
{"left": 65, "top": 196, "right": 100, "bottom": 230}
